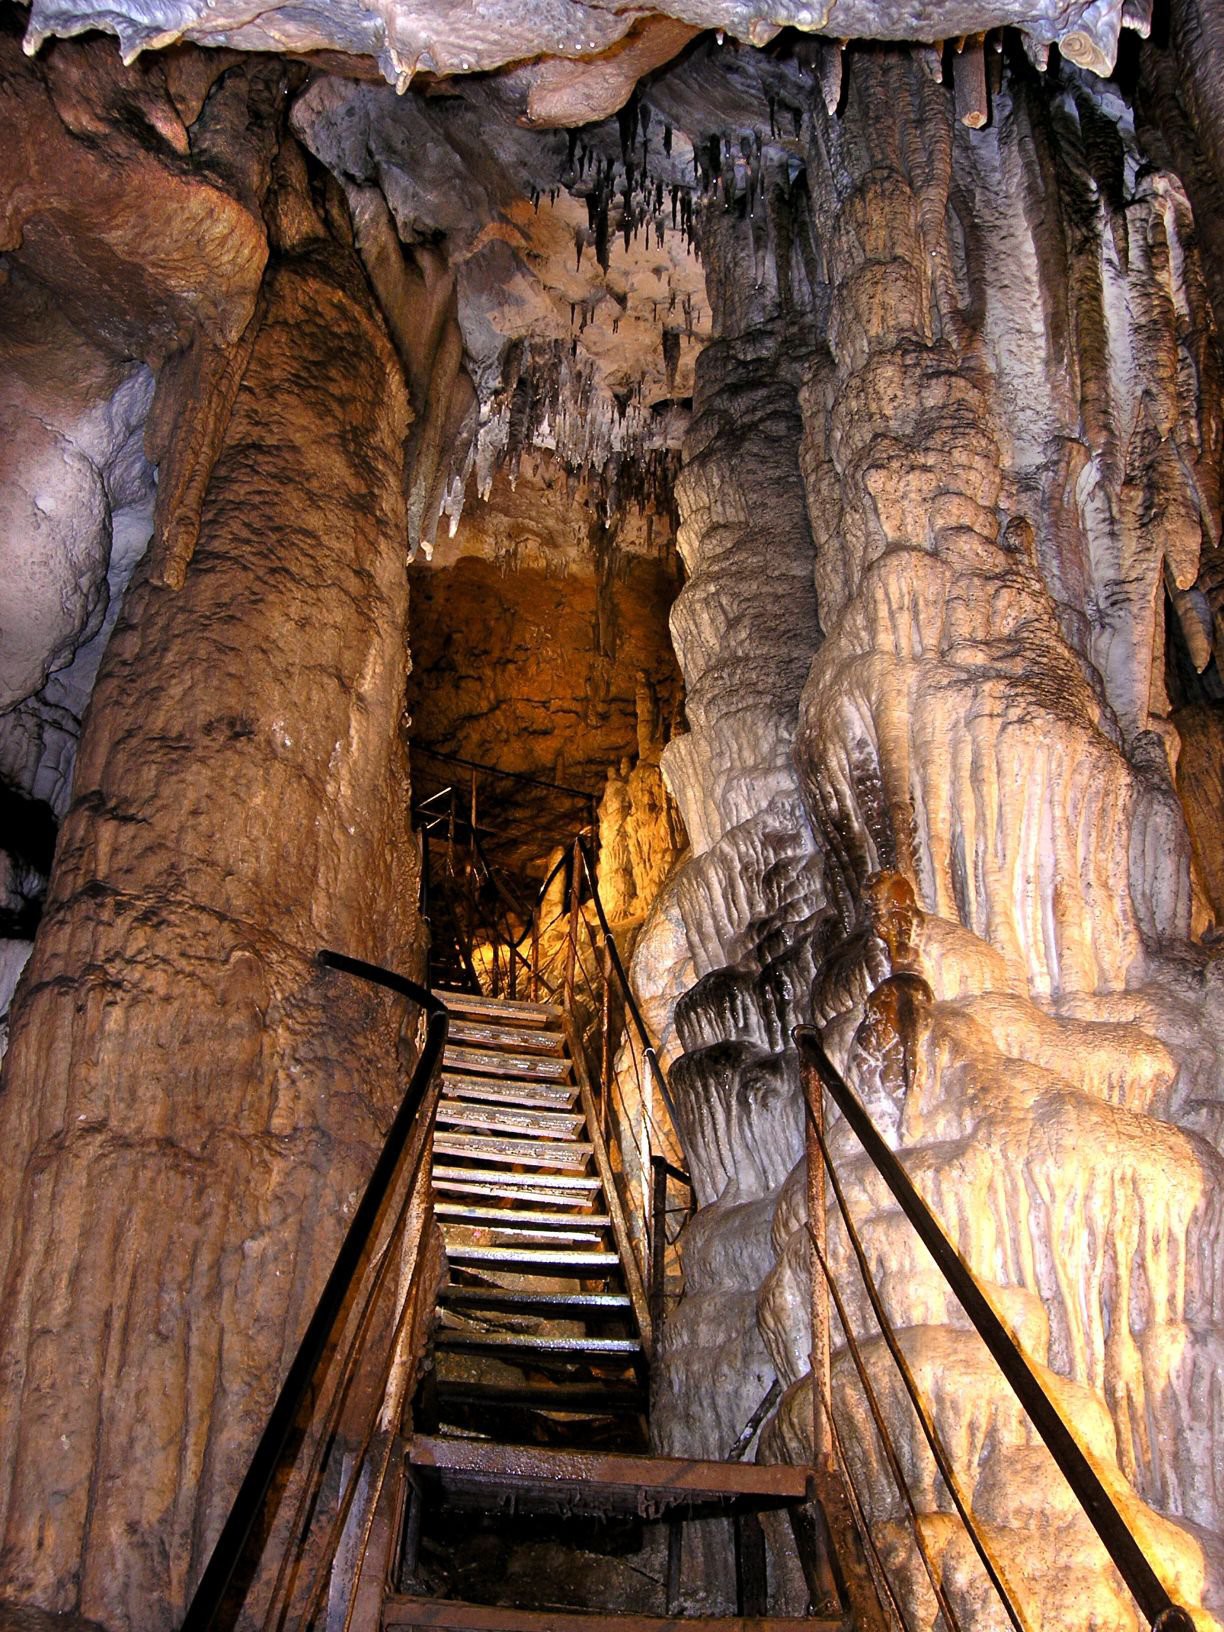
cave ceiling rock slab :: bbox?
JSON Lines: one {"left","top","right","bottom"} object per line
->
{"left": 0, "top": 31, "right": 267, "bottom": 362}
{"left": 24, "top": 0, "right": 1145, "bottom": 94}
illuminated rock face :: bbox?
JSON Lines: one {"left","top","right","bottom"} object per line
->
{"left": 640, "top": 47, "right": 1224, "bottom": 1631}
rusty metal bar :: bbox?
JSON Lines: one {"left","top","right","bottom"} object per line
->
{"left": 575, "top": 834, "right": 688, "bottom": 1149}
{"left": 650, "top": 1154, "right": 669, "bottom": 1338}
{"left": 565, "top": 1009, "right": 654, "bottom": 1359}
{"left": 563, "top": 837, "right": 582, "bottom": 1015}
{"left": 804, "top": 1058, "right": 832, "bottom": 1475}
{"left": 600, "top": 940, "right": 613, "bottom": 1144}
{"left": 793, "top": 1024, "right": 1196, "bottom": 1632}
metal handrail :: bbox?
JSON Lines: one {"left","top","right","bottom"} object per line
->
{"left": 574, "top": 831, "right": 688, "bottom": 1153}
{"left": 793, "top": 1023, "right": 1196, "bottom": 1632}
{"left": 180, "top": 951, "right": 448, "bottom": 1631}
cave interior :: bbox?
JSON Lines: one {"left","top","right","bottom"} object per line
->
{"left": 1, "top": 0, "right": 1224, "bottom": 1627}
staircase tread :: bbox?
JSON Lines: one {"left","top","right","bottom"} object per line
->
{"left": 382, "top": 1597, "right": 839, "bottom": 1630}
{"left": 442, "top": 1074, "right": 577, "bottom": 1110}
{"left": 437, "top": 1101, "right": 586, "bottom": 1139}
{"left": 444, "top": 1045, "right": 573, "bottom": 1082}
{"left": 439, "top": 1288, "right": 632, "bottom": 1311}
{"left": 433, "top": 990, "right": 563, "bottom": 1023}
{"left": 434, "top": 1331, "right": 642, "bottom": 1354}
{"left": 409, "top": 1436, "right": 812, "bottom": 1502}
{"left": 434, "top": 1183, "right": 604, "bottom": 1209}
{"left": 433, "top": 1133, "right": 593, "bottom": 1169}
{"left": 433, "top": 1165, "right": 601, "bottom": 1194}
{"left": 442, "top": 1222, "right": 606, "bottom": 1246}
{"left": 437, "top": 1203, "right": 613, "bottom": 1229}
{"left": 445, "top": 1244, "right": 619, "bottom": 1268}
{"left": 433, "top": 1380, "right": 645, "bottom": 1412}
{"left": 449, "top": 1019, "right": 566, "bottom": 1055}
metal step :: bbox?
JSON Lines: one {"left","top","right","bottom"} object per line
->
{"left": 433, "top": 990, "right": 562, "bottom": 1025}
{"left": 432, "top": 1380, "right": 645, "bottom": 1415}
{"left": 442, "top": 1221, "right": 606, "bottom": 1247}
{"left": 436, "top": 1101, "right": 586, "bottom": 1141}
{"left": 443, "top": 1045, "right": 572, "bottom": 1083}
{"left": 436, "top": 1202, "right": 612, "bottom": 1230}
{"left": 438, "top": 1288, "right": 632, "bottom": 1314}
{"left": 444, "top": 1244, "right": 619, "bottom": 1273}
{"left": 441, "top": 1073, "right": 576, "bottom": 1111}
{"left": 434, "top": 1331, "right": 642, "bottom": 1357}
{"left": 433, "top": 1133, "right": 593, "bottom": 1170}
{"left": 449, "top": 1018, "right": 565, "bottom": 1056}
{"left": 431, "top": 1167, "right": 601, "bottom": 1204}
{"left": 447, "top": 1227, "right": 610, "bottom": 1246}
{"left": 384, "top": 1598, "right": 842, "bottom": 1631}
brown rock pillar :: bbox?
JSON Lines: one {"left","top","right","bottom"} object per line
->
{"left": 0, "top": 234, "right": 417, "bottom": 1629}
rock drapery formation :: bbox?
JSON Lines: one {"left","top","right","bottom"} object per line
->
{"left": 634, "top": 36, "right": 1224, "bottom": 1632}
{"left": 16, "top": 0, "right": 1157, "bottom": 106}
{"left": 1, "top": 4, "right": 1224, "bottom": 1630}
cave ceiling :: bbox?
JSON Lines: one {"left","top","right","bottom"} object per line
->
{"left": 21, "top": 0, "right": 1149, "bottom": 100}
{"left": 1, "top": 0, "right": 1170, "bottom": 571}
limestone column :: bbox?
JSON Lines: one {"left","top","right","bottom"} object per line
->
{"left": 0, "top": 225, "right": 418, "bottom": 1629}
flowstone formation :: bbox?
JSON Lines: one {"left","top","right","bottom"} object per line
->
{"left": 634, "top": 37, "right": 1224, "bottom": 1632}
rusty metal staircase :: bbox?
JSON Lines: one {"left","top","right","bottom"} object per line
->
{"left": 422, "top": 985, "right": 650, "bottom": 1442}
{"left": 383, "top": 985, "right": 859, "bottom": 1632}
{"left": 181, "top": 905, "right": 1204, "bottom": 1632}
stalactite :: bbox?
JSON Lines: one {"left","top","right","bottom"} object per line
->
{"left": 953, "top": 34, "right": 988, "bottom": 128}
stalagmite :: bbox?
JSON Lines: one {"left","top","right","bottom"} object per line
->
{"left": 634, "top": 38, "right": 1224, "bottom": 1632}
{"left": 0, "top": 144, "right": 419, "bottom": 1628}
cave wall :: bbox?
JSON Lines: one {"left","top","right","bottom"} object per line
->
{"left": 407, "top": 460, "right": 682, "bottom": 810}
{"left": 637, "top": 40, "right": 1224, "bottom": 1629}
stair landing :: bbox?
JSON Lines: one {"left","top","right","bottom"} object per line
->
{"left": 409, "top": 1435, "right": 811, "bottom": 1517}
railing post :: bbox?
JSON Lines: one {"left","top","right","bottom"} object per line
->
{"left": 563, "top": 837, "right": 581, "bottom": 1014}
{"left": 599, "top": 941, "right": 613, "bottom": 1144}
{"left": 800, "top": 1047, "right": 834, "bottom": 1474}
{"left": 650, "top": 1154, "right": 669, "bottom": 1337}
{"left": 419, "top": 827, "right": 431, "bottom": 925}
